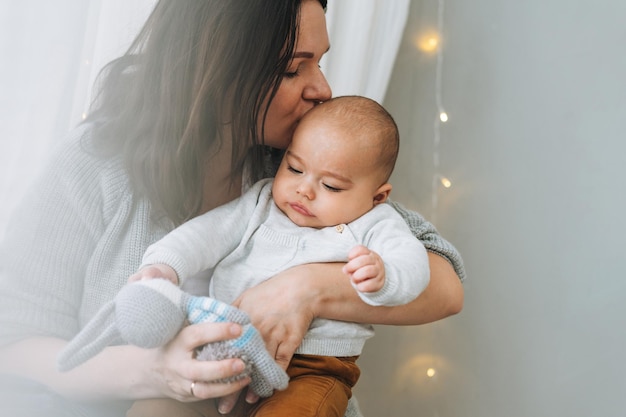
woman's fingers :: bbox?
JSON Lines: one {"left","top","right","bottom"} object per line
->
{"left": 184, "top": 356, "right": 247, "bottom": 385}
{"left": 186, "top": 376, "right": 250, "bottom": 402}
{"left": 232, "top": 267, "right": 314, "bottom": 367}
{"left": 158, "top": 322, "right": 251, "bottom": 401}
{"left": 273, "top": 334, "right": 301, "bottom": 370}
{"left": 244, "top": 390, "right": 260, "bottom": 405}
{"left": 216, "top": 390, "right": 243, "bottom": 414}
{"left": 178, "top": 322, "right": 242, "bottom": 351}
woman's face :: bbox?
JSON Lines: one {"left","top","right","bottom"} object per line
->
{"left": 262, "top": 0, "right": 332, "bottom": 150}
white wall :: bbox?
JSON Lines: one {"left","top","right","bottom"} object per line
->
{"left": 354, "top": 1, "right": 626, "bottom": 416}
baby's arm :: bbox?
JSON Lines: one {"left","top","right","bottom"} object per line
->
{"left": 342, "top": 245, "right": 386, "bottom": 293}
{"left": 349, "top": 205, "right": 431, "bottom": 307}
{"left": 128, "top": 264, "right": 179, "bottom": 285}
{"left": 139, "top": 179, "right": 272, "bottom": 285}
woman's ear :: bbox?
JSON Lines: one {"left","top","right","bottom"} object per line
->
{"left": 373, "top": 183, "right": 392, "bottom": 206}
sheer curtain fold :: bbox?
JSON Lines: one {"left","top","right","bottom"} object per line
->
{"left": 0, "top": 0, "right": 155, "bottom": 237}
{"left": 74, "top": 0, "right": 157, "bottom": 124}
{"left": 0, "top": 1, "right": 92, "bottom": 237}
{"left": 323, "top": 0, "right": 410, "bottom": 103}
{"left": 0, "top": 0, "right": 407, "bottom": 235}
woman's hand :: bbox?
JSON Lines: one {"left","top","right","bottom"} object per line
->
{"left": 150, "top": 322, "right": 251, "bottom": 402}
{"left": 231, "top": 264, "right": 319, "bottom": 370}
{"left": 216, "top": 264, "right": 322, "bottom": 413}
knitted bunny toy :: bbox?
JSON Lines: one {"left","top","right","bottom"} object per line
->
{"left": 57, "top": 279, "right": 288, "bottom": 397}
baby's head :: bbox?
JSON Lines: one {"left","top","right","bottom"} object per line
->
{"left": 272, "top": 95, "right": 400, "bottom": 228}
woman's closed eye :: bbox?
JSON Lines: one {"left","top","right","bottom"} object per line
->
{"left": 284, "top": 68, "right": 300, "bottom": 79}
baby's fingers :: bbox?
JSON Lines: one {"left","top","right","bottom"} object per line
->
{"left": 343, "top": 253, "right": 373, "bottom": 275}
{"left": 350, "top": 265, "right": 378, "bottom": 284}
{"left": 347, "top": 245, "right": 370, "bottom": 260}
{"left": 353, "top": 277, "right": 382, "bottom": 293}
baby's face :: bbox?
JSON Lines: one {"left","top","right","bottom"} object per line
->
{"left": 272, "top": 120, "right": 387, "bottom": 228}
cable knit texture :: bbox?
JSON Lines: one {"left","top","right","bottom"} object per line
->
{"left": 0, "top": 125, "right": 172, "bottom": 346}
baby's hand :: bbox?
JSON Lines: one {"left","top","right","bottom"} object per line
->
{"left": 342, "top": 245, "right": 385, "bottom": 293}
{"left": 127, "top": 264, "right": 179, "bottom": 285}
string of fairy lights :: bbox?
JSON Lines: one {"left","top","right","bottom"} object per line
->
{"left": 418, "top": 0, "right": 452, "bottom": 380}
{"left": 414, "top": 0, "right": 450, "bottom": 225}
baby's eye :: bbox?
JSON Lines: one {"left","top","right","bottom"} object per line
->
{"left": 288, "top": 165, "right": 302, "bottom": 174}
{"left": 323, "top": 183, "right": 342, "bottom": 192}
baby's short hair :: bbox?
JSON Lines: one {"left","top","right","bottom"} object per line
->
{"left": 308, "top": 95, "right": 399, "bottom": 182}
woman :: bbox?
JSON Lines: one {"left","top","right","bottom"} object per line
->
{"left": 0, "top": 1, "right": 464, "bottom": 416}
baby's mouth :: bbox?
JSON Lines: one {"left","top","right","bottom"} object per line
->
{"left": 289, "top": 202, "right": 314, "bottom": 217}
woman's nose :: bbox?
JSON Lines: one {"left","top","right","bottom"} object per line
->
{"left": 304, "top": 67, "right": 332, "bottom": 103}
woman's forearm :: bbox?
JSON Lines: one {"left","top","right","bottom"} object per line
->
{"left": 0, "top": 323, "right": 251, "bottom": 403}
{"left": 314, "top": 252, "right": 463, "bottom": 326}
{"left": 0, "top": 337, "right": 158, "bottom": 401}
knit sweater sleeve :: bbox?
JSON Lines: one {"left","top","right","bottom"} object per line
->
{"left": 141, "top": 179, "right": 272, "bottom": 284}
{"left": 0, "top": 126, "right": 124, "bottom": 345}
{"left": 351, "top": 204, "right": 430, "bottom": 306}
{"left": 386, "top": 199, "right": 466, "bottom": 282}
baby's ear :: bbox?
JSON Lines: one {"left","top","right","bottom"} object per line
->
{"left": 373, "top": 183, "right": 392, "bottom": 205}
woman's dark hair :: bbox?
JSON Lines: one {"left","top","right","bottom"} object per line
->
{"left": 85, "top": 0, "right": 326, "bottom": 225}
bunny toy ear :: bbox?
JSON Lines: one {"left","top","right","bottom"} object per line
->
{"left": 57, "top": 279, "right": 187, "bottom": 372}
{"left": 116, "top": 279, "right": 187, "bottom": 348}
{"left": 57, "top": 301, "right": 122, "bottom": 372}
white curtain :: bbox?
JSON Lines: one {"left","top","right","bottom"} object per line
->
{"left": 0, "top": 0, "right": 408, "bottom": 236}
{"left": 0, "top": 0, "right": 154, "bottom": 237}
{"left": 323, "top": 0, "right": 410, "bottom": 103}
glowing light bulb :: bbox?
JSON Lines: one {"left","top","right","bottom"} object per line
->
{"left": 440, "top": 177, "right": 452, "bottom": 188}
{"left": 414, "top": 32, "right": 441, "bottom": 53}
{"left": 82, "top": 113, "right": 87, "bottom": 120}
{"left": 439, "top": 112, "right": 448, "bottom": 122}
{"left": 426, "top": 368, "right": 436, "bottom": 378}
